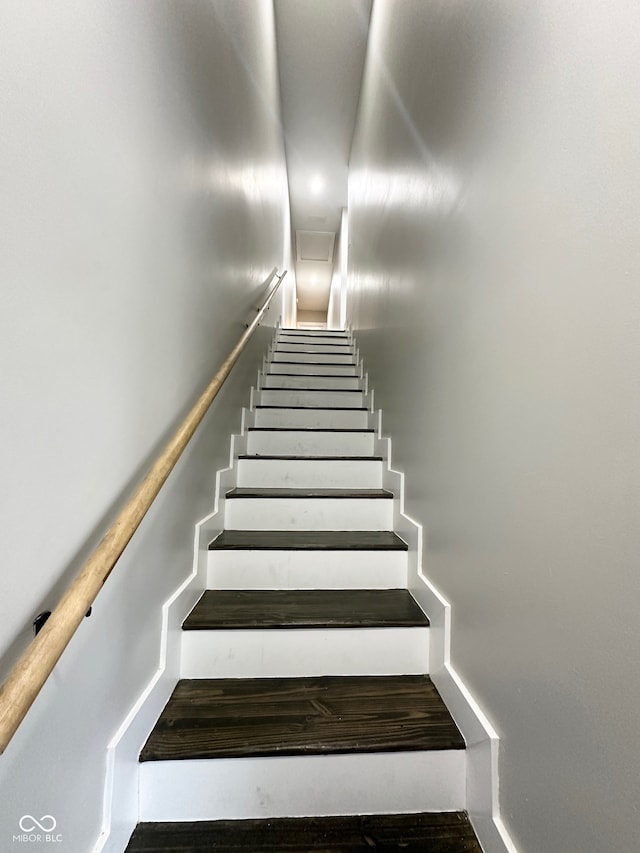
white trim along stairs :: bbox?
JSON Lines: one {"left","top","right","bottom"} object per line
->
{"left": 96, "top": 328, "right": 519, "bottom": 853}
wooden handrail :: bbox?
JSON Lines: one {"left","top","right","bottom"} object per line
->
{"left": 0, "top": 268, "right": 287, "bottom": 755}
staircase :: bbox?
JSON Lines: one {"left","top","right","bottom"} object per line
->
{"left": 125, "top": 329, "right": 482, "bottom": 852}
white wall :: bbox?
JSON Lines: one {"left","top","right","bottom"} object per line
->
{"left": 348, "top": 2, "right": 640, "bottom": 851}
{"left": 326, "top": 230, "right": 342, "bottom": 330}
{"left": 0, "top": 2, "right": 289, "bottom": 850}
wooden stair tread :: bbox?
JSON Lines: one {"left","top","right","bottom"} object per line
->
{"left": 264, "top": 372, "right": 359, "bottom": 377}
{"left": 279, "top": 337, "right": 350, "bottom": 342}
{"left": 126, "top": 812, "right": 482, "bottom": 852}
{"left": 247, "top": 428, "right": 374, "bottom": 433}
{"left": 225, "top": 488, "right": 393, "bottom": 498}
{"left": 183, "top": 589, "right": 429, "bottom": 630}
{"left": 277, "top": 335, "right": 351, "bottom": 339}
{"left": 262, "top": 387, "right": 360, "bottom": 392}
{"left": 269, "top": 360, "right": 355, "bottom": 366}
{"left": 139, "top": 675, "right": 465, "bottom": 761}
{"left": 276, "top": 341, "right": 352, "bottom": 346}
{"left": 274, "top": 350, "right": 355, "bottom": 356}
{"left": 237, "top": 454, "right": 381, "bottom": 461}
{"left": 274, "top": 338, "right": 349, "bottom": 342}
{"left": 208, "top": 530, "right": 408, "bottom": 550}
{"left": 254, "top": 405, "right": 368, "bottom": 411}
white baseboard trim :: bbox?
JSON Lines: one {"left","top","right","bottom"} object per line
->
{"left": 369, "top": 392, "right": 519, "bottom": 853}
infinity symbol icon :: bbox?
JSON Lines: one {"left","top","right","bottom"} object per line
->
{"left": 19, "top": 815, "right": 57, "bottom": 832}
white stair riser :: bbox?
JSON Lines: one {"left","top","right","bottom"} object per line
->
{"left": 268, "top": 362, "right": 358, "bottom": 376}
{"left": 262, "top": 375, "right": 361, "bottom": 390}
{"left": 280, "top": 328, "right": 347, "bottom": 334}
{"left": 276, "top": 343, "right": 354, "bottom": 354}
{"left": 260, "top": 389, "right": 364, "bottom": 408}
{"left": 236, "top": 458, "right": 383, "bottom": 489}
{"left": 275, "top": 335, "right": 352, "bottom": 341}
{"left": 224, "top": 498, "right": 393, "bottom": 530}
{"left": 276, "top": 327, "right": 350, "bottom": 338}
{"left": 279, "top": 328, "right": 349, "bottom": 334}
{"left": 247, "top": 430, "right": 375, "bottom": 456}
{"left": 180, "top": 627, "right": 429, "bottom": 678}
{"left": 271, "top": 352, "right": 355, "bottom": 364}
{"left": 139, "top": 751, "right": 466, "bottom": 821}
{"left": 207, "top": 549, "right": 408, "bottom": 589}
{"left": 277, "top": 336, "right": 351, "bottom": 346}
{"left": 254, "top": 408, "right": 369, "bottom": 428}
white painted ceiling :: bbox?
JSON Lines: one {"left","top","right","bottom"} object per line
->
{"left": 274, "top": 0, "right": 372, "bottom": 313}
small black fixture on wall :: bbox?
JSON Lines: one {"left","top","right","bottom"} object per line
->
{"left": 33, "top": 608, "right": 92, "bottom": 637}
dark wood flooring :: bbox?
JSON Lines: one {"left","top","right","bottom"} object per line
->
{"left": 182, "top": 589, "right": 429, "bottom": 630}
{"left": 125, "top": 812, "right": 482, "bottom": 852}
{"left": 208, "top": 530, "right": 408, "bottom": 550}
{"left": 140, "top": 675, "right": 464, "bottom": 762}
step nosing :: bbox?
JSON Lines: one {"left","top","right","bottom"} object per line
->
{"left": 276, "top": 345, "right": 353, "bottom": 349}
{"left": 225, "top": 488, "right": 393, "bottom": 499}
{"left": 278, "top": 339, "right": 350, "bottom": 342}
{"left": 183, "top": 621, "right": 428, "bottom": 630}
{"left": 208, "top": 530, "right": 408, "bottom": 550}
{"left": 140, "top": 743, "right": 465, "bottom": 762}
{"left": 277, "top": 337, "right": 352, "bottom": 341}
{"left": 237, "top": 455, "right": 382, "bottom": 461}
{"left": 275, "top": 345, "right": 354, "bottom": 348}
{"left": 247, "top": 428, "right": 375, "bottom": 433}
{"left": 255, "top": 405, "right": 368, "bottom": 411}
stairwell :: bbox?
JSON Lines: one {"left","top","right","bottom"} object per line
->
{"left": 125, "top": 328, "right": 482, "bottom": 852}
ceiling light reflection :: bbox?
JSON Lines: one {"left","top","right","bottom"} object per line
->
{"left": 191, "top": 162, "right": 288, "bottom": 205}
{"left": 349, "top": 166, "right": 462, "bottom": 213}
{"left": 309, "top": 174, "right": 326, "bottom": 196}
